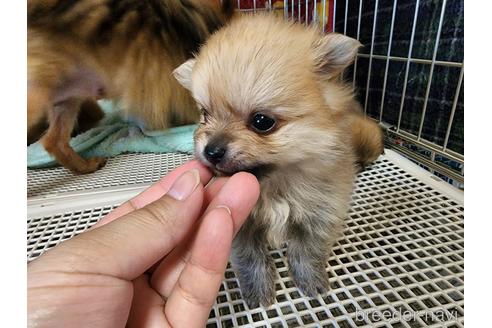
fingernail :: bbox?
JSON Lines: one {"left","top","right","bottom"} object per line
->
{"left": 167, "top": 169, "right": 200, "bottom": 201}
{"left": 216, "top": 205, "right": 232, "bottom": 216}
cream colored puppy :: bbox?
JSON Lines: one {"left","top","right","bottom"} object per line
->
{"left": 174, "top": 14, "right": 383, "bottom": 307}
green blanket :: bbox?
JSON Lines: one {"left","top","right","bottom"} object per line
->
{"left": 27, "top": 101, "right": 196, "bottom": 168}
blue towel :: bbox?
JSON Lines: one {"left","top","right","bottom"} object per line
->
{"left": 27, "top": 100, "right": 196, "bottom": 168}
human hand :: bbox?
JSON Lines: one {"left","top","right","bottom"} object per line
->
{"left": 28, "top": 160, "right": 260, "bottom": 328}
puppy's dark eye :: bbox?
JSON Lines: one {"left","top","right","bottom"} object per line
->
{"left": 251, "top": 113, "right": 276, "bottom": 133}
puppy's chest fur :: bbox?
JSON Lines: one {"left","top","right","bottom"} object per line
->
{"left": 251, "top": 161, "right": 355, "bottom": 248}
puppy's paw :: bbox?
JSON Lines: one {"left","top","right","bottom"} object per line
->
{"left": 289, "top": 261, "right": 330, "bottom": 297}
{"left": 238, "top": 276, "right": 276, "bottom": 308}
{"left": 82, "top": 157, "right": 107, "bottom": 173}
{"left": 235, "top": 262, "right": 276, "bottom": 308}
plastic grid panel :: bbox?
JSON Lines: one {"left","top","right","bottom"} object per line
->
{"left": 27, "top": 153, "right": 193, "bottom": 198}
{"left": 26, "top": 157, "right": 464, "bottom": 327}
{"left": 27, "top": 205, "right": 117, "bottom": 262}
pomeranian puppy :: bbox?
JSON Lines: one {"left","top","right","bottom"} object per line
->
{"left": 174, "top": 14, "right": 383, "bottom": 307}
{"left": 27, "top": 0, "right": 233, "bottom": 173}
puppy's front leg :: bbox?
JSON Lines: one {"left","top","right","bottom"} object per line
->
{"left": 287, "top": 220, "right": 342, "bottom": 297}
{"left": 232, "top": 221, "right": 276, "bottom": 308}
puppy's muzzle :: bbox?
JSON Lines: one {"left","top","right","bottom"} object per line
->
{"left": 204, "top": 140, "right": 227, "bottom": 165}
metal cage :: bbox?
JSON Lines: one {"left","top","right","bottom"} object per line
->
{"left": 27, "top": 1, "right": 464, "bottom": 327}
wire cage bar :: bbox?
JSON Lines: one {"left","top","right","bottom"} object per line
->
{"left": 378, "top": 0, "right": 398, "bottom": 123}
{"left": 416, "top": 0, "right": 447, "bottom": 142}
{"left": 362, "top": 0, "right": 379, "bottom": 116}
{"left": 351, "top": 0, "right": 362, "bottom": 89}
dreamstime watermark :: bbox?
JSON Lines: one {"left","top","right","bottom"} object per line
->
{"left": 354, "top": 307, "right": 460, "bottom": 324}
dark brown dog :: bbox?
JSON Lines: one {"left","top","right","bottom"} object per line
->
{"left": 28, "top": 0, "right": 233, "bottom": 173}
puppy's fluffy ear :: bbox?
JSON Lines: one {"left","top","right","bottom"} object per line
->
{"left": 173, "top": 59, "right": 196, "bottom": 90}
{"left": 313, "top": 34, "right": 362, "bottom": 79}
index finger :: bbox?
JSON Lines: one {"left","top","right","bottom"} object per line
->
{"left": 164, "top": 207, "right": 234, "bottom": 327}
{"left": 95, "top": 159, "right": 212, "bottom": 227}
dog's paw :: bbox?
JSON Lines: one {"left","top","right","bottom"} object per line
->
{"left": 235, "top": 263, "right": 276, "bottom": 308}
{"left": 89, "top": 156, "right": 107, "bottom": 170}
{"left": 239, "top": 278, "right": 276, "bottom": 308}
{"left": 67, "top": 156, "right": 107, "bottom": 174}
{"left": 77, "top": 157, "right": 107, "bottom": 174}
{"left": 289, "top": 262, "right": 330, "bottom": 297}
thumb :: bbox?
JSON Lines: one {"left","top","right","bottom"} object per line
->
{"left": 29, "top": 169, "right": 205, "bottom": 281}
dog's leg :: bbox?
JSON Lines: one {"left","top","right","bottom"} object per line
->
{"left": 287, "top": 220, "right": 342, "bottom": 297}
{"left": 231, "top": 220, "right": 276, "bottom": 308}
{"left": 41, "top": 98, "right": 106, "bottom": 174}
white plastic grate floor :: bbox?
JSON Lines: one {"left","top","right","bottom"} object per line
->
{"left": 28, "top": 152, "right": 193, "bottom": 198}
{"left": 27, "top": 150, "right": 464, "bottom": 327}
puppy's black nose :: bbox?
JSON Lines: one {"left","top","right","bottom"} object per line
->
{"left": 204, "top": 144, "right": 226, "bottom": 165}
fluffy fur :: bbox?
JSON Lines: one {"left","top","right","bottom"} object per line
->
{"left": 174, "top": 14, "right": 384, "bottom": 307}
{"left": 27, "top": 0, "right": 233, "bottom": 173}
